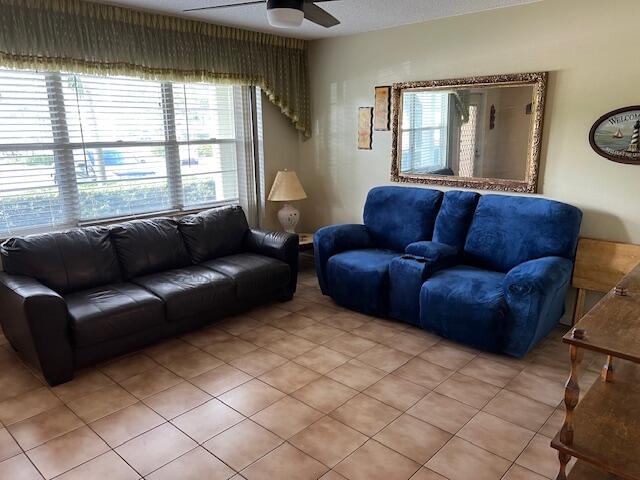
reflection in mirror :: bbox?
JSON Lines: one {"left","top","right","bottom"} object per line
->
{"left": 401, "top": 86, "right": 534, "bottom": 180}
{"left": 391, "top": 73, "right": 547, "bottom": 193}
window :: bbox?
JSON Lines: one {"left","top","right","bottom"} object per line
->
{"left": 401, "top": 91, "right": 449, "bottom": 173}
{"left": 0, "top": 69, "right": 254, "bottom": 236}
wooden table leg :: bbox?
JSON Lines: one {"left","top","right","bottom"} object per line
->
{"left": 602, "top": 355, "right": 614, "bottom": 382}
{"left": 557, "top": 344, "right": 581, "bottom": 480}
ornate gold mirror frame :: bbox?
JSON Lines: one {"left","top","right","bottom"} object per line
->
{"left": 390, "top": 72, "right": 547, "bottom": 193}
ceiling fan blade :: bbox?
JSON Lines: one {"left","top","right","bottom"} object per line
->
{"left": 183, "top": 1, "right": 265, "bottom": 12}
{"left": 303, "top": 2, "right": 339, "bottom": 27}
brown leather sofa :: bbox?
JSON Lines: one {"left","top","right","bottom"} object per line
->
{"left": 0, "top": 206, "right": 298, "bottom": 385}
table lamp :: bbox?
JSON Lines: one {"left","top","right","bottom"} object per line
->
{"left": 268, "top": 170, "right": 307, "bottom": 233}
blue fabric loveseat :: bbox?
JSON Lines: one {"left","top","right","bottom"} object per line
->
{"left": 314, "top": 186, "right": 582, "bottom": 357}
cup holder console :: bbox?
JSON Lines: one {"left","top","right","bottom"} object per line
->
{"left": 401, "top": 254, "right": 428, "bottom": 263}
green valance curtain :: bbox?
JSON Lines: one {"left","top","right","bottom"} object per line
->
{"left": 0, "top": 0, "right": 311, "bottom": 137}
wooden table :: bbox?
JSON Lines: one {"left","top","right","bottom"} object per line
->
{"left": 551, "top": 263, "right": 640, "bottom": 480}
{"left": 298, "top": 233, "right": 313, "bottom": 250}
{"left": 298, "top": 233, "right": 314, "bottom": 250}
{"left": 571, "top": 238, "right": 640, "bottom": 325}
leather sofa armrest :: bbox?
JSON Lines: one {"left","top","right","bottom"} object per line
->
{"left": 0, "top": 273, "right": 74, "bottom": 385}
{"left": 502, "top": 256, "right": 574, "bottom": 356}
{"left": 245, "top": 229, "right": 299, "bottom": 298}
{"left": 313, "top": 224, "right": 373, "bottom": 294}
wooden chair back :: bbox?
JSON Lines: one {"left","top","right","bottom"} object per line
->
{"left": 572, "top": 238, "right": 640, "bottom": 323}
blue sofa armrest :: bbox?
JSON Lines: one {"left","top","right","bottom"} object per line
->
{"left": 314, "top": 224, "right": 373, "bottom": 294}
{"left": 502, "top": 256, "right": 574, "bottom": 356}
{"left": 405, "top": 241, "right": 459, "bottom": 271}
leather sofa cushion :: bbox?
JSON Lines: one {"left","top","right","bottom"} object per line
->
{"left": 464, "top": 195, "right": 583, "bottom": 273}
{"left": 326, "top": 249, "right": 402, "bottom": 317}
{"left": 432, "top": 190, "right": 480, "bottom": 250}
{"left": 110, "top": 218, "right": 192, "bottom": 279}
{"left": 363, "top": 186, "right": 443, "bottom": 252}
{"left": 66, "top": 282, "right": 164, "bottom": 347}
{"left": 202, "top": 253, "right": 290, "bottom": 300}
{"left": 179, "top": 206, "right": 249, "bottom": 263}
{"left": 1, "top": 227, "right": 121, "bottom": 294}
{"left": 420, "top": 265, "right": 507, "bottom": 352}
{"left": 133, "top": 266, "right": 235, "bottom": 321}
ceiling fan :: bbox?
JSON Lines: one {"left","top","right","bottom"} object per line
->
{"left": 183, "top": 0, "right": 341, "bottom": 29}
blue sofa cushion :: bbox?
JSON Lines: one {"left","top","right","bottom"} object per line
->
{"left": 464, "top": 195, "right": 582, "bottom": 273}
{"left": 432, "top": 190, "right": 480, "bottom": 250}
{"left": 363, "top": 186, "right": 443, "bottom": 252}
{"left": 420, "top": 265, "right": 507, "bottom": 352}
{"left": 314, "top": 224, "right": 373, "bottom": 294}
{"left": 327, "top": 248, "right": 402, "bottom": 316}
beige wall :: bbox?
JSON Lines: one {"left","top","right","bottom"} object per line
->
{"left": 296, "top": 0, "right": 640, "bottom": 245}
{"left": 260, "top": 93, "right": 302, "bottom": 231}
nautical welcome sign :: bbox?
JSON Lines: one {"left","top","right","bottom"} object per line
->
{"left": 589, "top": 106, "right": 640, "bottom": 164}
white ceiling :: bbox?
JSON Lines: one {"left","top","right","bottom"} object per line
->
{"left": 90, "top": 0, "right": 540, "bottom": 40}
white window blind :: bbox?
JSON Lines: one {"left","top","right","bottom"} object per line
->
{"left": 0, "top": 69, "right": 254, "bottom": 236}
{"left": 401, "top": 91, "right": 449, "bottom": 173}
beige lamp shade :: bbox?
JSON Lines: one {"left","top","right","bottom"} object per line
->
{"left": 268, "top": 170, "right": 307, "bottom": 202}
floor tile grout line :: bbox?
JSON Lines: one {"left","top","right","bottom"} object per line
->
{"left": 285, "top": 413, "right": 368, "bottom": 468}
{"left": 509, "top": 432, "right": 556, "bottom": 479}
{"left": 323, "top": 326, "right": 540, "bottom": 476}
{"left": 0, "top": 284, "right": 573, "bottom": 480}
{"left": 48, "top": 384, "right": 158, "bottom": 478}
{"left": 49, "top": 357, "right": 258, "bottom": 476}
{"left": 236, "top": 441, "right": 333, "bottom": 479}
{"left": 83, "top": 403, "right": 164, "bottom": 449}
{"left": 206, "top": 423, "right": 286, "bottom": 476}
{"left": 0, "top": 339, "right": 554, "bottom": 427}
{"left": 329, "top": 437, "right": 423, "bottom": 480}
{"left": 51, "top": 441, "right": 134, "bottom": 480}
{"left": 7, "top": 358, "right": 541, "bottom": 480}
{"left": 275, "top": 366, "right": 447, "bottom": 473}
{"left": 35, "top": 432, "right": 109, "bottom": 480}
{"left": 16, "top": 399, "right": 89, "bottom": 453}
{"left": 87, "top": 414, "right": 193, "bottom": 478}
{"left": 416, "top": 361, "right": 558, "bottom": 478}
{"left": 327, "top": 372, "right": 479, "bottom": 474}
{"left": 1, "top": 424, "right": 45, "bottom": 479}
{"left": 25, "top": 454, "right": 48, "bottom": 480}
{"left": 451, "top": 422, "right": 536, "bottom": 467}
{"left": 81, "top": 395, "right": 246, "bottom": 479}
{"left": 139, "top": 444, "right": 233, "bottom": 479}
{"left": 3, "top": 310, "right": 513, "bottom": 461}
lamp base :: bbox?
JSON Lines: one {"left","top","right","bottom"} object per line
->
{"left": 277, "top": 203, "right": 299, "bottom": 233}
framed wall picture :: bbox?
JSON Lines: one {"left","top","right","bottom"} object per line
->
{"left": 374, "top": 86, "right": 391, "bottom": 131}
{"left": 589, "top": 106, "right": 640, "bottom": 164}
{"left": 358, "top": 107, "right": 373, "bottom": 150}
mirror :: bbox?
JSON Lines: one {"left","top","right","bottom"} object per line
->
{"left": 391, "top": 73, "right": 547, "bottom": 193}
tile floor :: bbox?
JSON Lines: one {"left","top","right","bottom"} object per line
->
{"left": 0, "top": 259, "right": 604, "bottom": 480}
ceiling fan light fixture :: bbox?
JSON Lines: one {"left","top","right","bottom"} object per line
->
{"left": 266, "top": 0, "right": 304, "bottom": 28}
